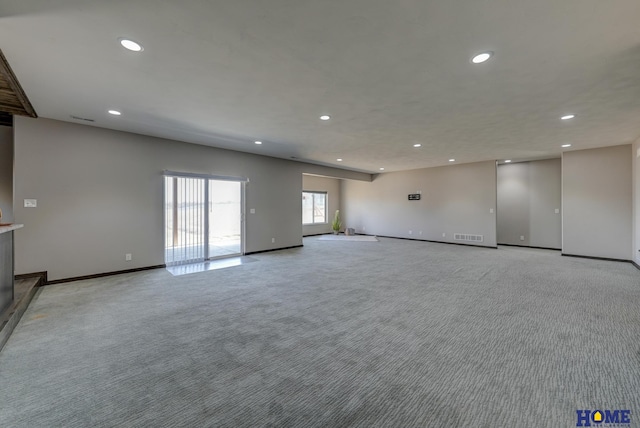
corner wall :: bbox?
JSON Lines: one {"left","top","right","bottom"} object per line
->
{"left": 13, "top": 117, "right": 370, "bottom": 280}
{"left": 562, "top": 145, "right": 632, "bottom": 260}
{"left": 302, "top": 175, "right": 341, "bottom": 236}
{"left": 497, "top": 159, "right": 561, "bottom": 249}
{"left": 0, "top": 126, "right": 13, "bottom": 223}
{"left": 342, "top": 161, "right": 497, "bottom": 247}
{"left": 633, "top": 138, "right": 640, "bottom": 265}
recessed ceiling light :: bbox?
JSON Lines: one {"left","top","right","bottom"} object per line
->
{"left": 320, "top": 115, "right": 331, "bottom": 121}
{"left": 336, "top": 158, "right": 343, "bottom": 162}
{"left": 562, "top": 144, "right": 572, "bottom": 148}
{"left": 108, "top": 110, "right": 121, "bottom": 116}
{"left": 471, "top": 51, "right": 493, "bottom": 64}
{"left": 449, "top": 159, "right": 455, "bottom": 162}
{"left": 254, "top": 141, "right": 262, "bottom": 145}
{"left": 379, "top": 167, "right": 385, "bottom": 171}
{"left": 413, "top": 143, "right": 422, "bottom": 148}
{"left": 560, "top": 114, "right": 575, "bottom": 120}
{"left": 119, "top": 38, "right": 143, "bottom": 52}
{"left": 505, "top": 160, "right": 512, "bottom": 163}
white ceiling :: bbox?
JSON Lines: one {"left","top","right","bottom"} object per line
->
{"left": 1, "top": 0, "right": 640, "bottom": 173}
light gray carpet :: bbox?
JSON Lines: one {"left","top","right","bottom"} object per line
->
{"left": 0, "top": 237, "right": 639, "bottom": 427}
{"left": 318, "top": 235, "right": 379, "bottom": 242}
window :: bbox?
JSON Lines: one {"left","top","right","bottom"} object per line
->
{"left": 302, "top": 191, "right": 327, "bottom": 224}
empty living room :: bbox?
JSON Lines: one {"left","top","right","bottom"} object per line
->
{"left": 0, "top": 1, "right": 639, "bottom": 427}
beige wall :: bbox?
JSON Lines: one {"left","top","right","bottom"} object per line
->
{"left": 12, "top": 116, "right": 636, "bottom": 277}
{"left": 13, "top": 117, "right": 370, "bottom": 280}
{"left": 0, "top": 127, "right": 13, "bottom": 224}
{"left": 497, "top": 163, "right": 530, "bottom": 245}
{"left": 342, "top": 161, "right": 497, "bottom": 247}
{"left": 562, "top": 145, "right": 632, "bottom": 260}
{"left": 497, "top": 159, "right": 561, "bottom": 249}
{"left": 302, "top": 175, "right": 341, "bottom": 236}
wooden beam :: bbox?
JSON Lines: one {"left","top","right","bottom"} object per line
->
{"left": 0, "top": 105, "right": 32, "bottom": 116}
{"left": 0, "top": 49, "right": 37, "bottom": 118}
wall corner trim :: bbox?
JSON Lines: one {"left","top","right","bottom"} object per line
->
{"left": 373, "top": 235, "right": 498, "bottom": 249}
{"left": 561, "top": 253, "right": 634, "bottom": 265}
{"left": 44, "top": 265, "right": 166, "bottom": 286}
{"left": 15, "top": 271, "right": 47, "bottom": 284}
{"left": 245, "top": 245, "right": 303, "bottom": 255}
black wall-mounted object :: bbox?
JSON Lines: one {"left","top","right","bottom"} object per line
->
{"left": 408, "top": 194, "right": 421, "bottom": 200}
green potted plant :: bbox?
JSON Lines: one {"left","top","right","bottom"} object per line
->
{"left": 331, "top": 210, "right": 342, "bottom": 234}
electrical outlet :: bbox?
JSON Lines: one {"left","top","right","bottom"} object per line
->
{"left": 442, "top": 233, "right": 446, "bottom": 238}
{"left": 419, "top": 231, "right": 422, "bottom": 235}
{"left": 271, "top": 238, "right": 275, "bottom": 243}
{"left": 362, "top": 226, "right": 365, "bottom": 232}
{"left": 125, "top": 253, "right": 132, "bottom": 261}
{"left": 520, "top": 236, "right": 525, "bottom": 241}
{"left": 409, "top": 230, "right": 412, "bottom": 235}
{"left": 250, "top": 208, "right": 256, "bottom": 214}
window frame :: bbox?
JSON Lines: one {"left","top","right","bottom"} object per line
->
{"left": 302, "top": 190, "right": 328, "bottom": 225}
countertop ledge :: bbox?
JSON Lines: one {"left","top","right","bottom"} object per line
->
{"left": 0, "top": 224, "right": 24, "bottom": 234}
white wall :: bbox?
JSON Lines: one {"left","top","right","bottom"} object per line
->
{"left": 302, "top": 175, "right": 341, "bottom": 236}
{"left": 342, "top": 161, "right": 497, "bottom": 247}
{"left": 0, "top": 126, "right": 13, "bottom": 223}
{"left": 497, "top": 159, "right": 561, "bottom": 249}
{"left": 13, "top": 117, "right": 370, "bottom": 280}
{"left": 633, "top": 138, "right": 640, "bottom": 265}
{"left": 563, "top": 145, "right": 632, "bottom": 260}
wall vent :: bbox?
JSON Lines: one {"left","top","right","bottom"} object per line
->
{"left": 454, "top": 233, "right": 484, "bottom": 242}
{"left": 70, "top": 115, "right": 95, "bottom": 122}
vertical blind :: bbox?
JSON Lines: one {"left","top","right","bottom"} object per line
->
{"left": 165, "top": 176, "right": 206, "bottom": 265}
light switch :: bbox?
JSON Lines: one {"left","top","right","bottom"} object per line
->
{"left": 555, "top": 208, "right": 560, "bottom": 214}
{"left": 489, "top": 208, "right": 494, "bottom": 213}
{"left": 250, "top": 208, "right": 255, "bottom": 214}
{"left": 24, "top": 199, "right": 37, "bottom": 208}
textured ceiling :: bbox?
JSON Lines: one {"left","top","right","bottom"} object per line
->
{"left": 1, "top": 0, "right": 639, "bottom": 173}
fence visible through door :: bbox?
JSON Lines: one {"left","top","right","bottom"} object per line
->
{"left": 164, "top": 173, "right": 244, "bottom": 265}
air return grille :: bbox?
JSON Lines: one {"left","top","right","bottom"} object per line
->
{"left": 70, "top": 115, "right": 95, "bottom": 122}
{"left": 454, "top": 233, "right": 484, "bottom": 242}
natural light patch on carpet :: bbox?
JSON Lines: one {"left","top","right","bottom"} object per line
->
{"left": 166, "top": 256, "right": 257, "bottom": 276}
{"left": 318, "top": 235, "right": 379, "bottom": 242}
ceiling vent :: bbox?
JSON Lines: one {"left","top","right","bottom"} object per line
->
{"left": 70, "top": 115, "right": 95, "bottom": 123}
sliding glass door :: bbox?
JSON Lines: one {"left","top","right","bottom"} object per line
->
{"left": 208, "top": 180, "right": 242, "bottom": 258}
{"left": 165, "top": 175, "right": 243, "bottom": 265}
